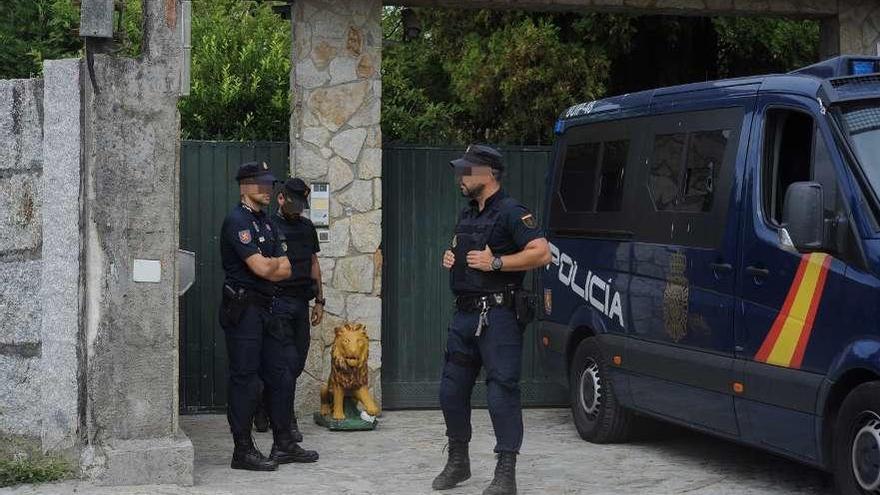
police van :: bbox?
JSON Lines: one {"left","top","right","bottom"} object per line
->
{"left": 538, "top": 56, "right": 880, "bottom": 494}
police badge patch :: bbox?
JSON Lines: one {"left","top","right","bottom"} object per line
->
{"left": 238, "top": 230, "right": 252, "bottom": 244}
{"left": 521, "top": 213, "right": 536, "bottom": 228}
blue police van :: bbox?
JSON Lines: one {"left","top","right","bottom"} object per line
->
{"left": 538, "top": 56, "right": 880, "bottom": 494}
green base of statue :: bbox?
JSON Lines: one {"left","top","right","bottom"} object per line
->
{"left": 313, "top": 397, "right": 378, "bottom": 431}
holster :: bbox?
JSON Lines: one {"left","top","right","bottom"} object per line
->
{"left": 510, "top": 285, "right": 537, "bottom": 328}
{"left": 219, "top": 284, "right": 247, "bottom": 328}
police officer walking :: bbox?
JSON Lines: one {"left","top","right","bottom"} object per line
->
{"left": 433, "top": 145, "right": 551, "bottom": 495}
{"left": 268, "top": 178, "right": 325, "bottom": 448}
{"left": 219, "top": 162, "right": 315, "bottom": 471}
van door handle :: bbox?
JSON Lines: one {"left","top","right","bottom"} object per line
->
{"left": 746, "top": 266, "right": 770, "bottom": 278}
{"left": 710, "top": 262, "right": 733, "bottom": 273}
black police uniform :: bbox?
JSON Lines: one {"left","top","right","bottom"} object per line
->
{"left": 271, "top": 179, "right": 321, "bottom": 424}
{"left": 219, "top": 161, "right": 306, "bottom": 470}
{"left": 440, "top": 151, "right": 544, "bottom": 456}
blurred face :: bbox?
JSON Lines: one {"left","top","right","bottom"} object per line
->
{"left": 455, "top": 165, "right": 494, "bottom": 199}
{"left": 277, "top": 191, "right": 307, "bottom": 219}
{"left": 240, "top": 181, "right": 273, "bottom": 208}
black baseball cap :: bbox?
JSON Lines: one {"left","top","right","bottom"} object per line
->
{"left": 450, "top": 144, "right": 504, "bottom": 171}
{"left": 235, "top": 161, "right": 277, "bottom": 184}
{"left": 282, "top": 177, "right": 310, "bottom": 198}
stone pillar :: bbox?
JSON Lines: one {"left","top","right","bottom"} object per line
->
{"left": 79, "top": 0, "right": 192, "bottom": 485}
{"left": 290, "top": 0, "right": 383, "bottom": 414}
{"left": 40, "top": 59, "right": 83, "bottom": 458}
{"left": 837, "top": 0, "right": 880, "bottom": 55}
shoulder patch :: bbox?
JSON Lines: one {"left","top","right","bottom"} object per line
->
{"left": 238, "top": 230, "right": 252, "bottom": 244}
{"left": 521, "top": 213, "right": 537, "bottom": 229}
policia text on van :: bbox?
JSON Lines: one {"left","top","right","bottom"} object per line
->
{"left": 538, "top": 56, "right": 880, "bottom": 495}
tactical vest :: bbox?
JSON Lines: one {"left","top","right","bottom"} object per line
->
{"left": 450, "top": 197, "right": 523, "bottom": 295}
{"left": 276, "top": 218, "right": 315, "bottom": 294}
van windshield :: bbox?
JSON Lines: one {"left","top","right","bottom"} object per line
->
{"left": 837, "top": 100, "right": 880, "bottom": 194}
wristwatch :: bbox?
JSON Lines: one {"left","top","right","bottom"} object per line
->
{"left": 314, "top": 297, "right": 326, "bottom": 306}
{"left": 491, "top": 256, "right": 504, "bottom": 271}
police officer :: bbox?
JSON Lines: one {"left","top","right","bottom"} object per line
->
{"left": 268, "top": 178, "right": 325, "bottom": 447}
{"left": 219, "top": 161, "right": 314, "bottom": 471}
{"left": 433, "top": 145, "right": 551, "bottom": 495}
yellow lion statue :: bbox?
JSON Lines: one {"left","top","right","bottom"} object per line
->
{"left": 320, "top": 323, "right": 381, "bottom": 421}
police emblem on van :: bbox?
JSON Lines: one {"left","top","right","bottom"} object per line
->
{"left": 663, "top": 252, "right": 689, "bottom": 342}
{"left": 548, "top": 242, "right": 625, "bottom": 328}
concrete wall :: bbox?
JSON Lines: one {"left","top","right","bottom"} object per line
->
{"left": 78, "top": 0, "right": 192, "bottom": 485}
{"left": 290, "top": 0, "right": 384, "bottom": 415}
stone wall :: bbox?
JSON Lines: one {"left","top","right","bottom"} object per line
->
{"left": 290, "top": 0, "right": 383, "bottom": 414}
{"left": 0, "top": 77, "right": 45, "bottom": 456}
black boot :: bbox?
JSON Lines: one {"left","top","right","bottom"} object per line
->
{"left": 482, "top": 452, "right": 517, "bottom": 495}
{"left": 290, "top": 412, "right": 303, "bottom": 443}
{"left": 231, "top": 434, "right": 278, "bottom": 471}
{"left": 432, "top": 440, "right": 471, "bottom": 490}
{"left": 269, "top": 431, "right": 319, "bottom": 464}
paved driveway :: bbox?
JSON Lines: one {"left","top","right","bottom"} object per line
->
{"left": 4, "top": 409, "right": 834, "bottom": 494}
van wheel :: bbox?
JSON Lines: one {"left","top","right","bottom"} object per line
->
{"left": 569, "top": 337, "right": 632, "bottom": 443}
{"left": 834, "top": 382, "right": 880, "bottom": 495}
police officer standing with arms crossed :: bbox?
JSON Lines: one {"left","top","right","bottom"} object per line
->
{"left": 268, "top": 177, "right": 325, "bottom": 448}
{"left": 434, "top": 145, "right": 551, "bottom": 495}
{"left": 219, "top": 162, "right": 316, "bottom": 471}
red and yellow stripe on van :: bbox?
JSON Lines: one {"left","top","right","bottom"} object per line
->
{"left": 754, "top": 253, "right": 832, "bottom": 369}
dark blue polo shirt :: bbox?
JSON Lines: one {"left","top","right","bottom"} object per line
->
{"left": 220, "top": 203, "right": 279, "bottom": 296}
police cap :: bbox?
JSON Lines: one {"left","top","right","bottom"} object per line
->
{"left": 235, "top": 161, "right": 277, "bottom": 184}
{"left": 450, "top": 144, "right": 504, "bottom": 171}
{"left": 282, "top": 177, "right": 310, "bottom": 199}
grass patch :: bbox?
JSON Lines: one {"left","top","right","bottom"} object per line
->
{"left": 0, "top": 456, "right": 71, "bottom": 487}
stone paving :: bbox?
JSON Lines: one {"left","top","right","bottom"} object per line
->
{"left": 4, "top": 408, "right": 835, "bottom": 495}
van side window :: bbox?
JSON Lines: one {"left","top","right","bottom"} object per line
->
{"left": 762, "top": 108, "right": 860, "bottom": 262}
{"left": 648, "top": 130, "right": 729, "bottom": 213}
{"left": 558, "top": 140, "right": 629, "bottom": 213}
{"left": 762, "top": 110, "right": 814, "bottom": 225}
{"left": 648, "top": 133, "right": 685, "bottom": 211}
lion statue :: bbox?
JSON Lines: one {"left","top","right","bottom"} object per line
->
{"left": 320, "top": 323, "right": 380, "bottom": 421}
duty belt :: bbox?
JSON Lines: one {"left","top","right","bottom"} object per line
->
{"left": 455, "top": 292, "right": 512, "bottom": 313}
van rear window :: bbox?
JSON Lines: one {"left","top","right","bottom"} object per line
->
{"left": 558, "top": 140, "right": 629, "bottom": 213}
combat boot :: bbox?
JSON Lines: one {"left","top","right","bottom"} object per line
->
{"left": 269, "top": 431, "right": 319, "bottom": 464}
{"left": 231, "top": 434, "right": 278, "bottom": 471}
{"left": 482, "top": 452, "right": 517, "bottom": 495}
{"left": 290, "top": 412, "right": 303, "bottom": 442}
{"left": 432, "top": 440, "right": 471, "bottom": 490}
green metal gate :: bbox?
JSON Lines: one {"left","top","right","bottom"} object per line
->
{"left": 179, "top": 141, "right": 289, "bottom": 413}
{"left": 179, "top": 142, "right": 566, "bottom": 412}
{"left": 381, "top": 145, "right": 567, "bottom": 409}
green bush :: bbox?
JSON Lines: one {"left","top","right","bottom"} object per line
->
{"left": 179, "top": 0, "right": 291, "bottom": 141}
{"left": 0, "top": 456, "right": 71, "bottom": 487}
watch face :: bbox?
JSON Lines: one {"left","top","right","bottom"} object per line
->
{"left": 492, "top": 257, "right": 502, "bottom": 270}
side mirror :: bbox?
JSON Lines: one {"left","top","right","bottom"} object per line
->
{"left": 782, "top": 181, "right": 825, "bottom": 251}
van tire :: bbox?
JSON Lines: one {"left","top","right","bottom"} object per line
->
{"left": 833, "top": 381, "right": 880, "bottom": 495}
{"left": 569, "top": 337, "right": 632, "bottom": 443}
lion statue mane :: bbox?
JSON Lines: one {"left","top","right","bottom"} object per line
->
{"left": 320, "top": 323, "right": 380, "bottom": 420}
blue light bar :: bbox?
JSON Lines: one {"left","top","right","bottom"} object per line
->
{"left": 554, "top": 120, "right": 565, "bottom": 135}
{"left": 851, "top": 59, "right": 877, "bottom": 75}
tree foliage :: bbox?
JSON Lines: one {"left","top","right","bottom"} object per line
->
{"left": 0, "top": 1, "right": 81, "bottom": 79}
{"left": 179, "top": 0, "right": 291, "bottom": 141}
{"left": 0, "top": 3, "right": 820, "bottom": 143}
